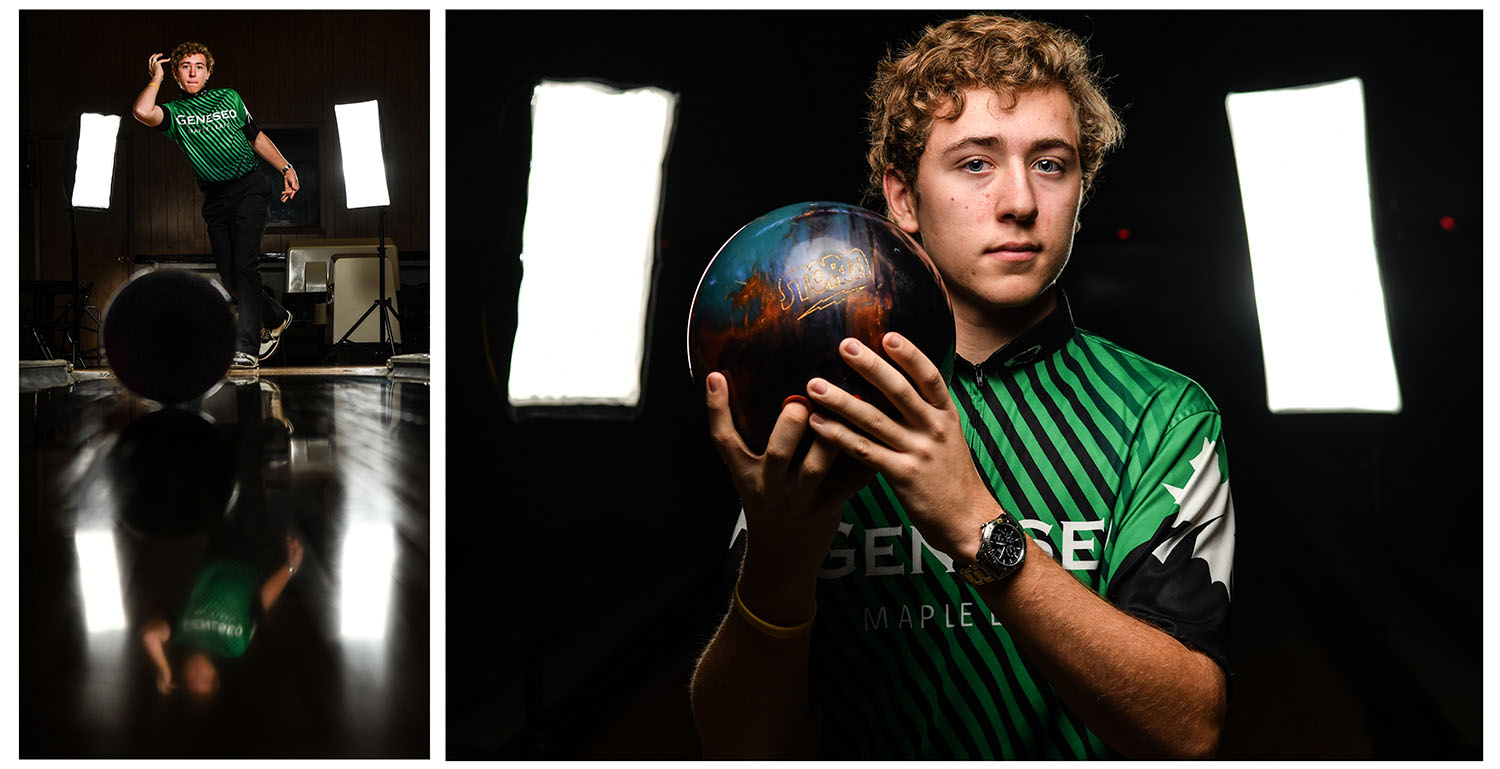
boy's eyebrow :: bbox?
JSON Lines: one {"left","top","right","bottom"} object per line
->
{"left": 938, "top": 134, "right": 1079, "bottom": 156}
{"left": 1030, "top": 136, "right": 1078, "bottom": 155}
{"left": 938, "top": 135, "right": 1000, "bottom": 155}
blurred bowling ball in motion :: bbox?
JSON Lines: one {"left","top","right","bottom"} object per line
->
{"left": 104, "top": 269, "right": 236, "bottom": 404}
{"left": 687, "top": 201, "right": 955, "bottom": 454}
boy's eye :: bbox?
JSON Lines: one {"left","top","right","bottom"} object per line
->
{"left": 1036, "top": 159, "right": 1062, "bottom": 173}
{"left": 963, "top": 159, "right": 989, "bottom": 172}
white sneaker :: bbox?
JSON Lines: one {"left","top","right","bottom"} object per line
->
{"left": 232, "top": 351, "right": 259, "bottom": 369}
{"left": 259, "top": 309, "right": 293, "bottom": 361}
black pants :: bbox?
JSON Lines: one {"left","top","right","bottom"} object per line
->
{"left": 202, "top": 171, "right": 286, "bottom": 354}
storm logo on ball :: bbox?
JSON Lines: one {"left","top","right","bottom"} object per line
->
{"left": 778, "top": 248, "right": 875, "bottom": 321}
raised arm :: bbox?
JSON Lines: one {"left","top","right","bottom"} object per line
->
{"left": 140, "top": 618, "right": 174, "bottom": 694}
{"left": 132, "top": 53, "right": 166, "bottom": 127}
{"left": 689, "top": 373, "right": 874, "bottom": 758}
{"left": 804, "top": 333, "right": 1228, "bottom": 758}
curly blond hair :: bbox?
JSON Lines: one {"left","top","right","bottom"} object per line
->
{"left": 866, "top": 14, "right": 1123, "bottom": 206}
{"left": 169, "top": 41, "right": 215, "bottom": 79}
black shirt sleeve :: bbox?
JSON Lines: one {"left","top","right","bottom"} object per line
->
{"left": 1103, "top": 410, "right": 1235, "bottom": 678}
{"left": 240, "top": 109, "right": 261, "bottom": 144}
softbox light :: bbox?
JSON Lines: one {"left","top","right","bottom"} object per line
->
{"left": 72, "top": 113, "right": 121, "bottom": 210}
{"left": 507, "top": 80, "right": 678, "bottom": 409}
{"left": 335, "top": 100, "right": 391, "bottom": 209}
{"left": 1226, "top": 78, "right": 1401, "bottom": 414}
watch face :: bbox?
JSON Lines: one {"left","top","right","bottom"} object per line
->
{"left": 991, "top": 523, "right": 1025, "bottom": 567}
{"left": 980, "top": 518, "right": 1026, "bottom": 574}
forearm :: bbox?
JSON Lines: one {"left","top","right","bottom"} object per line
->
{"left": 141, "top": 623, "right": 171, "bottom": 674}
{"left": 980, "top": 540, "right": 1226, "bottom": 758}
{"left": 145, "top": 640, "right": 170, "bottom": 676}
{"left": 690, "top": 552, "right": 820, "bottom": 758}
{"left": 260, "top": 565, "right": 293, "bottom": 611}
{"left": 251, "top": 132, "right": 289, "bottom": 171}
{"left": 132, "top": 79, "right": 164, "bottom": 124}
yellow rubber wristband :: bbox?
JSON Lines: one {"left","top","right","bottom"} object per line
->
{"left": 733, "top": 580, "right": 816, "bottom": 639}
{"left": 147, "top": 82, "right": 159, "bottom": 89}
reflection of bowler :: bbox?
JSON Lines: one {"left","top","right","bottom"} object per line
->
{"left": 140, "top": 380, "right": 302, "bottom": 698}
{"left": 132, "top": 42, "right": 297, "bottom": 370}
{"left": 140, "top": 537, "right": 303, "bottom": 698}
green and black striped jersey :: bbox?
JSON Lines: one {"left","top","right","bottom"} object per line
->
{"left": 174, "top": 558, "right": 261, "bottom": 659}
{"left": 157, "top": 88, "right": 262, "bottom": 186}
{"left": 781, "top": 291, "right": 1234, "bottom": 759}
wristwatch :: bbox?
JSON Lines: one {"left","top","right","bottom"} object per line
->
{"left": 958, "top": 511, "right": 1027, "bottom": 586}
{"left": 281, "top": 164, "right": 293, "bottom": 175}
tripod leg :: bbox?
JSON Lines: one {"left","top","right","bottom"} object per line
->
{"left": 336, "top": 300, "right": 382, "bottom": 346}
{"left": 378, "top": 302, "right": 400, "bottom": 355}
{"left": 32, "top": 328, "right": 52, "bottom": 361}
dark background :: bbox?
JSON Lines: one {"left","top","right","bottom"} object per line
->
{"left": 448, "top": 10, "right": 1481, "bottom": 759}
{"left": 20, "top": 10, "right": 431, "bottom": 359}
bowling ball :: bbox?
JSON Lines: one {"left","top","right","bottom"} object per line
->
{"left": 687, "top": 201, "right": 955, "bottom": 454}
{"left": 103, "top": 269, "right": 236, "bottom": 405}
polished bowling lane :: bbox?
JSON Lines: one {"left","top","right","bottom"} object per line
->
{"left": 20, "top": 371, "right": 429, "bottom": 758}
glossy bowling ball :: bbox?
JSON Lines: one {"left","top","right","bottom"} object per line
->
{"left": 687, "top": 201, "right": 955, "bottom": 454}
{"left": 104, "top": 269, "right": 236, "bottom": 405}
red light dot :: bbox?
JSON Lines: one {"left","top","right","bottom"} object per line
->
{"left": 1439, "top": 216, "right": 1456, "bottom": 231}
{"left": 1116, "top": 228, "right": 1132, "bottom": 241}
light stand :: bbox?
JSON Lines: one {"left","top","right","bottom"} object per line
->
{"left": 333, "top": 208, "right": 400, "bottom": 357}
{"left": 63, "top": 113, "right": 121, "bottom": 366}
{"left": 331, "top": 99, "right": 399, "bottom": 359}
{"left": 67, "top": 206, "right": 84, "bottom": 364}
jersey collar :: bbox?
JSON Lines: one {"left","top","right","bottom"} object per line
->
{"left": 957, "top": 289, "right": 1077, "bottom": 375}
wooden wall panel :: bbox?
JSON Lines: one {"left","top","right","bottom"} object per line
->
{"left": 21, "top": 10, "right": 431, "bottom": 313}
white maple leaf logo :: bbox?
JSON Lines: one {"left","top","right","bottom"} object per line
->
{"left": 1150, "top": 437, "right": 1235, "bottom": 598}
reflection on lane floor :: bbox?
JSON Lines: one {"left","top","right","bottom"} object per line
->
{"left": 20, "top": 374, "right": 429, "bottom": 758}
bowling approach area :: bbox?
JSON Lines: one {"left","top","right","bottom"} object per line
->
{"left": 19, "top": 365, "right": 430, "bottom": 758}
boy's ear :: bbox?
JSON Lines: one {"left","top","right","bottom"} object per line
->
{"left": 883, "top": 165, "right": 920, "bottom": 235}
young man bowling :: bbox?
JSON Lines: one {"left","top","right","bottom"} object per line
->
{"left": 132, "top": 41, "right": 298, "bottom": 369}
{"left": 692, "top": 14, "right": 1235, "bottom": 759}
